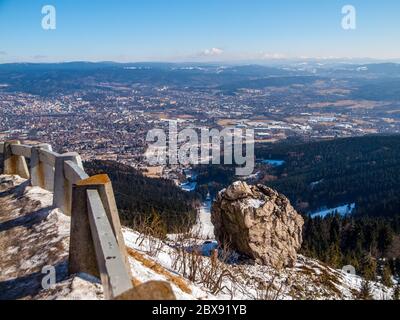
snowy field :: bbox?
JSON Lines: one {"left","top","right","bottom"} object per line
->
{"left": 310, "top": 203, "right": 356, "bottom": 218}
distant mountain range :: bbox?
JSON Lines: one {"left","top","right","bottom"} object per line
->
{"left": 1, "top": 61, "right": 400, "bottom": 97}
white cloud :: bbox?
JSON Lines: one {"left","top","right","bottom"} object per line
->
{"left": 200, "top": 48, "right": 224, "bottom": 57}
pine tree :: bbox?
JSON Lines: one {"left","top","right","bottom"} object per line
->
{"left": 358, "top": 280, "right": 373, "bottom": 300}
{"left": 381, "top": 263, "right": 393, "bottom": 288}
{"left": 361, "top": 253, "right": 377, "bottom": 281}
{"left": 326, "top": 243, "right": 342, "bottom": 268}
{"left": 378, "top": 225, "right": 393, "bottom": 256}
{"left": 393, "top": 285, "right": 400, "bottom": 300}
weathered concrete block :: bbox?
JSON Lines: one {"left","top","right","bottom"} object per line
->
{"left": 69, "top": 174, "right": 132, "bottom": 279}
{"left": 3, "top": 141, "right": 30, "bottom": 179}
{"left": 53, "top": 152, "right": 82, "bottom": 215}
{"left": 30, "top": 144, "right": 54, "bottom": 190}
{"left": 69, "top": 183, "right": 100, "bottom": 278}
{"left": 86, "top": 189, "right": 133, "bottom": 299}
{"left": 76, "top": 174, "right": 132, "bottom": 277}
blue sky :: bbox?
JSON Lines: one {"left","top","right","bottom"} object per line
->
{"left": 0, "top": 0, "right": 399, "bottom": 62}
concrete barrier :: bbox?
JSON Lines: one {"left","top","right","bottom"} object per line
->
{"left": 0, "top": 140, "right": 176, "bottom": 300}
{"left": 69, "top": 175, "right": 132, "bottom": 278}
{"left": 53, "top": 152, "right": 83, "bottom": 216}
{"left": 30, "top": 144, "right": 54, "bottom": 191}
{"left": 86, "top": 189, "right": 133, "bottom": 299}
{"left": 3, "top": 141, "right": 30, "bottom": 179}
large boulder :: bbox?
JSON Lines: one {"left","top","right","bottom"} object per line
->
{"left": 211, "top": 181, "right": 304, "bottom": 269}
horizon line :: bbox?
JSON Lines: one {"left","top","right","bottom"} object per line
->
{"left": 1, "top": 57, "right": 400, "bottom": 66}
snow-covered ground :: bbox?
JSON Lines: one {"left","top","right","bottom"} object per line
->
{"left": 260, "top": 159, "right": 285, "bottom": 167}
{"left": 179, "top": 181, "right": 197, "bottom": 192}
{"left": 310, "top": 203, "right": 356, "bottom": 218}
{"left": 190, "top": 201, "right": 214, "bottom": 240}
{"left": 0, "top": 174, "right": 395, "bottom": 300}
{"left": 0, "top": 175, "right": 103, "bottom": 300}
{"left": 122, "top": 190, "right": 393, "bottom": 300}
{"left": 123, "top": 228, "right": 394, "bottom": 300}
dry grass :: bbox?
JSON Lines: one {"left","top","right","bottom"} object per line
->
{"left": 131, "top": 277, "right": 142, "bottom": 287}
{"left": 142, "top": 166, "right": 164, "bottom": 178}
{"left": 126, "top": 247, "right": 192, "bottom": 294}
{"left": 170, "top": 230, "right": 237, "bottom": 296}
{"left": 217, "top": 119, "right": 236, "bottom": 126}
{"left": 131, "top": 212, "right": 167, "bottom": 257}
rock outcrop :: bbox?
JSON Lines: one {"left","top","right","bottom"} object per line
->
{"left": 211, "top": 181, "right": 304, "bottom": 269}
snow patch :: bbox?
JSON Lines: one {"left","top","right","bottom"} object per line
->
{"left": 191, "top": 201, "right": 214, "bottom": 240}
{"left": 310, "top": 203, "right": 356, "bottom": 218}
{"left": 245, "top": 198, "right": 265, "bottom": 209}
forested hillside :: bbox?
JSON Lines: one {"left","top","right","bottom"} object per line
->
{"left": 255, "top": 135, "right": 400, "bottom": 282}
{"left": 301, "top": 214, "right": 400, "bottom": 284}
{"left": 193, "top": 135, "right": 400, "bottom": 282}
{"left": 257, "top": 135, "right": 400, "bottom": 217}
{"left": 85, "top": 160, "right": 200, "bottom": 232}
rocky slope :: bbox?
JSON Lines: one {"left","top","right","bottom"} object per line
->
{"left": 0, "top": 175, "right": 395, "bottom": 300}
